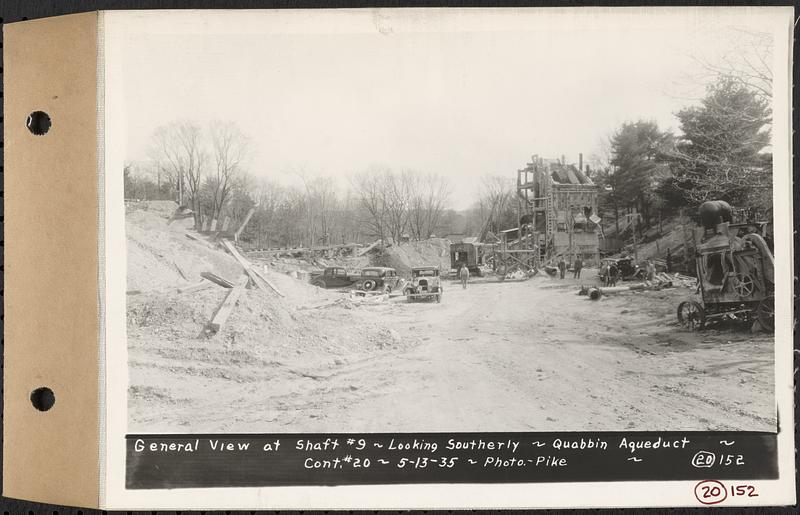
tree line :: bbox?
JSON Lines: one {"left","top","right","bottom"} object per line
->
{"left": 595, "top": 31, "right": 773, "bottom": 236}
{"left": 124, "top": 126, "right": 455, "bottom": 249}
{"left": 125, "top": 32, "right": 773, "bottom": 248}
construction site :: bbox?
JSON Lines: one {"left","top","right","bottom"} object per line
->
{"left": 126, "top": 179, "right": 776, "bottom": 433}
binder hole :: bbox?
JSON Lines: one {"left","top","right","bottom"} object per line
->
{"left": 30, "top": 387, "right": 55, "bottom": 411}
{"left": 26, "top": 111, "right": 51, "bottom": 135}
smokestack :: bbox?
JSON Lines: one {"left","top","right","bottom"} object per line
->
{"left": 579, "top": 153, "right": 583, "bottom": 172}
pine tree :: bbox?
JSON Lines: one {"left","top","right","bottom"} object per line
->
{"left": 664, "top": 77, "right": 772, "bottom": 206}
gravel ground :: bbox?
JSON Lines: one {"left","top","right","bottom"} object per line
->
{"left": 126, "top": 209, "right": 775, "bottom": 433}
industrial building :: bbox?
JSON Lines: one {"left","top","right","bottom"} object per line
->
{"left": 516, "top": 154, "right": 601, "bottom": 265}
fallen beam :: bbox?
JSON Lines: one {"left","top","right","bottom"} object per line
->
{"left": 200, "top": 272, "right": 234, "bottom": 288}
{"left": 356, "top": 240, "right": 381, "bottom": 257}
{"left": 221, "top": 239, "right": 285, "bottom": 297}
{"left": 250, "top": 266, "right": 286, "bottom": 298}
{"left": 202, "top": 275, "right": 249, "bottom": 337}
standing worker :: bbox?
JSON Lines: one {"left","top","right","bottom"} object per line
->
{"left": 557, "top": 257, "right": 566, "bottom": 279}
{"left": 646, "top": 259, "right": 656, "bottom": 281}
{"left": 459, "top": 263, "right": 470, "bottom": 289}
{"left": 573, "top": 256, "right": 583, "bottom": 279}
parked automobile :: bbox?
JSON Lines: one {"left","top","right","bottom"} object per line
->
{"left": 403, "top": 266, "right": 443, "bottom": 302}
{"left": 309, "top": 266, "right": 359, "bottom": 288}
{"left": 357, "top": 267, "right": 404, "bottom": 293}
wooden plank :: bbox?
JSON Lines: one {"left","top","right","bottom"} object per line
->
{"left": 234, "top": 207, "right": 256, "bottom": 241}
{"left": 221, "top": 216, "right": 231, "bottom": 232}
{"left": 357, "top": 239, "right": 381, "bottom": 257}
{"left": 202, "top": 275, "right": 249, "bottom": 337}
{"left": 177, "top": 279, "right": 214, "bottom": 294}
{"left": 221, "top": 239, "right": 285, "bottom": 297}
{"left": 200, "top": 271, "right": 234, "bottom": 288}
{"left": 250, "top": 266, "right": 286, "bottom": 298}
{"left": 220, "top": 240, "right": 260, "bottom": 286}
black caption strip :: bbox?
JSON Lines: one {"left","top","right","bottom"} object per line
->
{"left": 126, "top": 431, "right": 777, "bottom": 489}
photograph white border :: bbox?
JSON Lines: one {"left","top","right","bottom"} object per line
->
{"left": 101, "top": 7, "right": 795, "bottom": 509}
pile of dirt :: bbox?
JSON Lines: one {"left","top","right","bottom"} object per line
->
{"left": 126, "top": 209, "right": 245, "bottom": 292}
{"left": 376, "top": 238, "right": 451, "bottom": 275}
{"left": 125, "top": 205, "right": 420, "bottom": 388}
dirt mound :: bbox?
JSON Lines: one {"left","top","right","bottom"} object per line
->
{"left": 126, "top": 209, "right": 244, "bottom": 291}
{"left": 126, "top": 204, "right": 421, "bottom": 430}
{"left": 377, "top": 238, "right": 450, "bottom": 275}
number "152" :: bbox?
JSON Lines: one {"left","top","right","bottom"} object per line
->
{"left": 730, "top": 485, "right": 758, "bottom": 497}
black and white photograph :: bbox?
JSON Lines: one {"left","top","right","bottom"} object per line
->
{"left": 119, "top": 8, "right": 785, "bottom": 439}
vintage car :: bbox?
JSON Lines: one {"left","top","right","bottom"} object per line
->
{"left": 309, "top": 266, "right": 359, "bottom": 288}
{"left": 403, "top": 266, "right": 443, "bottom": 302}
{"left": 357, "top": 267, "right": 404, "bottom": 293}
{"left": 597, "top": 256, "right": 645, "bottom": 283}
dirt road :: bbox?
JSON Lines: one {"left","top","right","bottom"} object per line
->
{"left": 129, "top": 270, "right": 775, "bottom": 433}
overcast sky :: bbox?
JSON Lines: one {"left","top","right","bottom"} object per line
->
{"left": 116, "top": 8, "right": 785, "bottom": 209}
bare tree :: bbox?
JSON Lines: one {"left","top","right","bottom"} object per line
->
{"left": 690, "top": 29, "right": 772, "bottom": 103}
{"left": 352, "top": 170, "right": 388, "bottom": 242}
{"left": 294, "top": 170, "right": 340, "bottom": 247}
{"left": 383, "top": 170, "right": 412, "bottom": 244}
{"left": 149, "top": 120, "right": 206, "bottom": 226}
{"left": 476, "top": 175, "right": 516, "bottom": 240}
{"left": 408, "top": 173, "right": 452, "bottom": 240}
{"left": 208, "top": 121, "right": 249, "bottom": 222}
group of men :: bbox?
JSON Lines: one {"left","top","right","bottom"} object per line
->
{"left": 556, "top": 257, "right": 583, "bottom": 279}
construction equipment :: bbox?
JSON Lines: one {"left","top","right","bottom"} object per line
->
{"left": 677, "top": 201, "right": 775, "bottom": 332}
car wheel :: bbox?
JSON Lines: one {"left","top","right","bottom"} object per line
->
{"left": 362, "top": 280, "right": 376, "bottom": 291}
